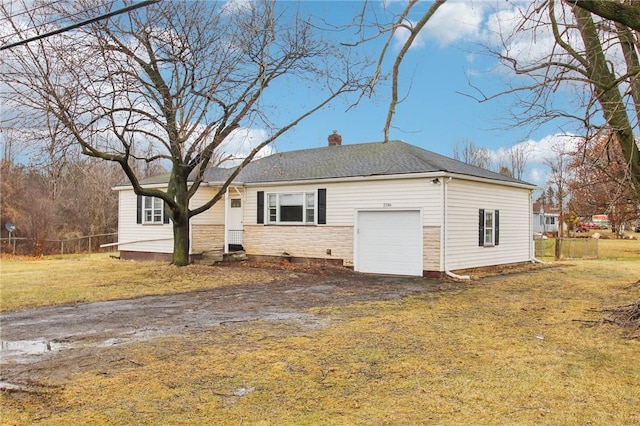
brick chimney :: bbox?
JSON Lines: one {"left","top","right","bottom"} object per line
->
{"left": 328, "top": 130, "right": 342, "bottom": 146}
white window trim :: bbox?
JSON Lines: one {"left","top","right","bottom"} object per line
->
{"left": 267, "top": 191, "right": 316, "bottom": 225}
{"left": 484, "top": 210, "right": 495, "bottom": 246}
{"left": 143, "top": 196, "right": 164, "bottom": 224}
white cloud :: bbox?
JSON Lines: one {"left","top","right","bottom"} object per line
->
{"left": 491, "top": 133, "right": 583, "bottom": 185}
{"left": 217, "top": 127, "right": 275, "bottom": 167}
{"left": 393, "top": 0, "right": 584, "bottom": 72}
{"left": 394, "top": 1, "right": 486, "bottom": 49}
{"left": 524, "top": 133, "right": 582, "bottom": 163}
{"left": 423, "top": 1, "right": 486, "bottom": 47}
{"left": 221, "top": 0, "right": 254, "bottom": 15}
{"left": 527, "top": 167, "right": 546, "bottom": 184}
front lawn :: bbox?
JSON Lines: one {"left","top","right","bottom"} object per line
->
{"left": 1, "top": 247, "right": 639, "bottom": 424}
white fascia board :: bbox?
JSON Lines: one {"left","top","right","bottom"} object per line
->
{"left": 112, "top": 180, "right": 239, "bottom": 191}
{"left": 242, "top": 171, "right": 537, "bottom": 190}
{"left": 112, "top": 183, "right": 170, "bottom": 191}
{"left": 443, "top": 173, "right": 539, "bottom": 190}
{"left": 242, "top": 172, "right": 447, "bottom": 187}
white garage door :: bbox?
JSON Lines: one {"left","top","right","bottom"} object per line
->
{"left": 355, "top": 210, "right": 423, "bottom": 276}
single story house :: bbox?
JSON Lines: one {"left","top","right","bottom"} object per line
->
{"left": 532, "top": 202, "right": 560, "bottom": 235}
{"left": 114, "top": 134, "right": 539, "bottom": 277}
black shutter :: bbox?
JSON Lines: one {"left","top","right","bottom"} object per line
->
{"left": 317, "top": 188, "right": 326, "bottom": 224}
{"left": 494, "top": 210, "right": 499, "bottom": 246}
{"left": 163, "top": 202, "right": 170, "bottom": 224}
{"left": 137, "top": 195, "right": 142, "bottom": 224}
{"left": 478, "top": 209, "right": 485, "bottom": 246}
{"left": 257, "top": 191, "right": 264, "bottom": 224}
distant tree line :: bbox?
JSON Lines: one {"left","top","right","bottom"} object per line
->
{"left": 0, "top": 153, "right": 123, "bottom": 255}
{"left": 1, "top": 127, "right": 166, "bottom": 255}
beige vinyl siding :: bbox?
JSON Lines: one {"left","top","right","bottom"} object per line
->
{"left": 445, "top": 179, "right": 531, "bottom": 270}
{"left": 189, "top": 186, "right": 226, "bottom": 225}
{"left": 118, "top": 190, "right": 173, "bottom": 253}
{"left": 190, "top": 186, "right": 244, "bottom": 252}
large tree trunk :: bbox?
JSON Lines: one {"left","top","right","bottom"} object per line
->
{"left": 172, "top": 216, "right": 190, "bottom": 267}
{"left": 167, "top": 168, "right": 191, "bottom": 266}
{"left": 573, "top": 5, "right": 640, "bottom": 200}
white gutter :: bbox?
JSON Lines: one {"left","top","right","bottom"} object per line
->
{"left": 243, "top": 171, "right": 537, "bottom": 191}
{"left": 442, "top": 177, "right": 470, "bottom": 280}
{"left": 112, "top": 182, "right": 174, "bottom": 191}
{"left": 446, "top": 270, "right": 471, "bottom": 280}
{"left": 114, "top": 172, "right": 536, "bottom": 192}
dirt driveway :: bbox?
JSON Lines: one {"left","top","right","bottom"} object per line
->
{"left": 0, "top": 265, "right": 459, "bottom": 390}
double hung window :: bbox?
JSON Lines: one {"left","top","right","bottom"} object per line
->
{"left": 136, "top": 195, "right": 169, "bottom": 224}
{"left": 144, "top": 196, "right": 164, "bottom": 224}
{"left": 484, "top": 210, "right": 494, "bottom": 246}
{"left": 479, "top": 209, "right": 499, "bottom": 247}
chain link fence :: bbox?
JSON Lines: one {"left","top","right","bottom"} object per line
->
{"left": 1, "top": 233, "right": 118, "bottom": 256}
{"left": 535, "top": 238, "right": 599, "bottom": 260}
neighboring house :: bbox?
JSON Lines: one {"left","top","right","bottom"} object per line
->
{"left": 532, "top": 202, "right": 560, "bottom": 234}
{"left": 114, "top": 134, "right": 538, "bottom": 277}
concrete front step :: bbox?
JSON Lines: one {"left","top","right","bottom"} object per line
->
{"left": 223, "top": 250, "right": 247, "bottom": 261}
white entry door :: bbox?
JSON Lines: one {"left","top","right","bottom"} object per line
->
{"left": 228, "top": 198, "right": 243, "bottom": 246}
{"left": 355, "top": 210, "right": 423, "bottom": 276}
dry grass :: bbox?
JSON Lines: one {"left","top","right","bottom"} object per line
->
{"left": 0, "top": 253, "right": 287, "bottom": 313}
{"left": 598, "top": 237, "right": 640, "bottom": 260}
{"left": 1, "top": 247, "right": 640, "bottom": 425}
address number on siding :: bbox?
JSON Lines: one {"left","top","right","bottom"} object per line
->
{"left": 383, "top": 203, "right": 392, "bottom": 207}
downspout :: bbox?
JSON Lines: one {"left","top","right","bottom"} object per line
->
{"left": 442, "top": 177, "right": 470, "bottom": 280}
{"left": 224, "top": 187, "right": 229, "bottom": 254}
{"left": 188, "top": 194, "right": 193, "bottom": 257}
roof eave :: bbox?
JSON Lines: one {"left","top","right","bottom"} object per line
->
{"left": 241, "top": 171, "right": 537, "bottom": 189}
{"left": 443, "top": 172, "right": 538, "bottom": 190}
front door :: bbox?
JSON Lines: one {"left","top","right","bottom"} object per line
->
{"left": 227, "top": 198, "right": 243, "bottom": 247}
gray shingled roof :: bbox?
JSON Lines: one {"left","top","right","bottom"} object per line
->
{"left": 136, "top": 140, "right": 534, "bottom": 187}
{"left": 233, "top": 140, "right": 533, "bottom": 186}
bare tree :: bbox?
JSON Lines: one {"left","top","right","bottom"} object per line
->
{"left": 57, "top": 158, "right": 121, "bottom": 236}
{"left": 346, "top": 0, "right": 446, "bottom": 141}
{"left": 472, "top": 0, "right": 640, "bottom": 199}
{"left": 509, "top": 143, "right": 532, "bottom": 181}
{"left": 567, "top": 131, "right": 637, "bottom": 235}
{"left": 544, "top": 141, "right": 573, "bottom": 241}
{"left": 1, "top": 1, "right": 369, "bottom": 266}
{"left": 569, "top": 0, "right": 640, "bottom": 32}
{"left": 453, "top": 139, "right": 492, "bottom": 169}
{"left": 496, "top": 143, "right": 532, "bottom": 180}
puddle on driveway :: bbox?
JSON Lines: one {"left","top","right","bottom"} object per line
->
{"left": 0, "top": 339, "right": 71, "bottom": 363}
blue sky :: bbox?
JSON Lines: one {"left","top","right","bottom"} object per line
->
{"left": 227, "top": 0, "right": 582, "bottom": 188}
{"left": 1, "top": 0, "right": 581, "bottom": 189}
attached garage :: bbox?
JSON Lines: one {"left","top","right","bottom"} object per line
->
{"left": 355, "top": 210, "right": 423, "bottom": 276}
